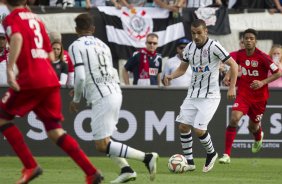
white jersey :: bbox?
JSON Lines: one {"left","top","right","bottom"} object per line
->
{"left": 68, "top": 36, "right": 121, "bottom": 104}
{"left": 162, "top": 55, "right": 192, "bottom": 87}
{"left": 183, "top": 38, "right": 230, "bottom": 98}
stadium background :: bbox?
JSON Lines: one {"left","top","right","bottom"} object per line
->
{"left": 0, "top": 6, "right": 282, "bottom": 157}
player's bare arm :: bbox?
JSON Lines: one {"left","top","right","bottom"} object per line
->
{"left": 250, "top": 70, "right": 282, "bottom": 90}
{"left": 163, "top": 61, "right": 188, "bottom": 86}
{"left": 224, "top": 57, "right": 238, "bottom": 100}
{"left": 7, "top": 33, "right": 22, "bottom": 91}
{"left": 122, "top": 68, "right": 130, "bottom": 85}
{"left": 48, "top": 51, "right": 55, "bottom": 62}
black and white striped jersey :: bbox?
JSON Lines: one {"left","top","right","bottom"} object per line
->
{"left": 183, "top": 38, "right": 230, "bottom": 98}
{"left": 68, "top": 36, "right": 121, "bottom": 104}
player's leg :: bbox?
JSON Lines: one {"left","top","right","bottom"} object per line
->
{"left": 175, "top": 98, "right": 197, "bottom": 171}
{"left": 0, "top": 89, "right": 42, "bottom": 184}
{"left": 248, "top": 101, "right": 266, "bottom": 153}
{"left": 219, "top": 110, "right": 244, "bottom": 164}
{"left": 219, "top": 96, "right": 248, "bottom": 164}
{"left": 178, "top": 123, "right": 196, "bottom": 170}
{"left": 92, "top": 93, "right": 158, "bottom": 181}
{"left": 35, "top": 87, "right": 102, "bottom": 184}
{"left": 193, "top": 98, "right": 220, "bottom": 172}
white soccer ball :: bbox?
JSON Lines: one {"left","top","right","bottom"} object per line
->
{"left": 167, "top": 154, "right": 188, "bottom": 173}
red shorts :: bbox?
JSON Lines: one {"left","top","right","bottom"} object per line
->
{"left": 232, "top": 95, "right": 266, "bottom": 123}
{"left": 0, "top": 87, "right": 63, "bottom": 131}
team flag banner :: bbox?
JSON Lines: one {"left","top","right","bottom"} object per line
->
{"left": 97, "top": 7, "right": 185, "bottom": 59}
{"left": 182, "top": 7, "right": 231, "bottom": 36}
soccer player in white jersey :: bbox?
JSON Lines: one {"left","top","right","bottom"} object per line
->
{"left": 68, "top": 13, "right": 159, "bottom": 183}
{"left": 164, "top": 19, "right": 238, "bottom": 173}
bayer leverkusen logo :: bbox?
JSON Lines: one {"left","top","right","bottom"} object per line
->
{"left": 121, "top": 8, "right": 153, "bottom": 41}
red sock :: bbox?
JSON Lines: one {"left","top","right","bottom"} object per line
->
{"left": 57, "top": 134, "right": 97, "bottom": 176}
{"left": 0, "top": 123, "right": 37, "bottom": 169}
{"left": 224, "top": 126, "right": 237, "bottom": 156}
{"left": 253, "top": 126, "right": 262, "bottom": 141}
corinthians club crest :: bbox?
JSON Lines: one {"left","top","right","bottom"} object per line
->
{"left": 121, "top": 8, "right": 153, "bottom": 41}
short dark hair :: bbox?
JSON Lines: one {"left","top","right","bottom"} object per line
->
{"left": 146, "top": 33, "right": 158, "bottom": 39}
{"left": 6, "top": 0, "right": 27, "bottom": 6}
{"left": 75, "top": 13, "right": 94, "bottom": 31}
{"left": 191, "top": 19, "right": 207, "bottom": 29}
{"left": 243, "top": 28, "right": 258, "bottom": 39}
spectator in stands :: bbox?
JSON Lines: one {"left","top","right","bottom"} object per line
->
{"left": 119, "top": 0, "right": 147, "bottom": 8}
{"left": 178, "top": 0, "right": 222, "bottom": 7}
{"left": 153, "top": 0, "right": 181, "bottom": 17}
{"left": 161, "top": 38, "right": 192, "bottom": 87}
{"left": 49, "top": 32, "right": 74, "bottom": 87}
{"left": 270, "top": 0, "right": 282, "bottom": 13}
{"left": 0, "top": 32, "right": 8, "bottom": 86}
{"left": 268, "top": 44, "right": 282, "bottom": 87}
{"left": 85, "top": 0, "right": 122, "bottom": 9}
{"left": 51, "top": 41, "right": 69, "bottom": 86}
{"left": 28, "top": 0, "right": 76, "bottom": 7}
{"left": 123, "top": 33, "right": 162, "bottom": 86}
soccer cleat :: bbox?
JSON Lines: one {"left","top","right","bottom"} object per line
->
{"left": 202, "top": 152, "right": 218, "bottom": 173}
{"left": 143, "top": 152, "right": 159, "bottom": 181}
{"left": 110, "top": 171, "right": 137, "bottom": 183}
{"left": 184, "top": 164, "right": 196, "bottom": 171}
{"left": 218, "top": 154, "right": 231, "bottom": 164}
{"left": 86, "top": 171, "right": 104, "bottom": 184}
{"left": 16, "top": 166, "right": 43, "bottom": 184}
{"left": 252, "top": 131, "right": 264, "bottom": 153}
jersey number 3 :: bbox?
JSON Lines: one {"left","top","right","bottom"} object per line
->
{"left": 29, "top": 19, "right": 43, "bottom": 49}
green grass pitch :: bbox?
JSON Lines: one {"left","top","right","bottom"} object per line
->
{"left": 0, "top": 157, "right": 282, "bottom": 184}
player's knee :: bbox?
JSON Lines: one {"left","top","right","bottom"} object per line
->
{"left": 248, "top": 124, "right": 258, "bottom": 133}
{"left": 230, "top": 116, "right": 240, "bottom": 127}
{"left": 95, "top": 141, "right": 108, "bottom": 153}
{"left": 178, "top": 123, "right": 190, "bottom": 133}
{"left": 194, "top": 129, "right": 205, "bottom": 137}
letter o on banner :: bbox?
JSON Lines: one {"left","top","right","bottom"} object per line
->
{"left": 112, "top": 110, "right": 137, "bottom": 141}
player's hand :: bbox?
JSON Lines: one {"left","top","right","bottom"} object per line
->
{"left": 69, "top": 101, "right": 79, "bottom": 113}
{"left": 7, "top": 70, "right": 20, "bottom": 91}
{"left": 250, "top": 80, "right": 264, "bottom": 90}
{"left": 223, "top": 75, "right": 231, "bottom": 86}
{"left": 163, "top": 75, "right": 173, "bottom": 86}
{"left": 69, "top": 89, "right": 74, "bottom": 97}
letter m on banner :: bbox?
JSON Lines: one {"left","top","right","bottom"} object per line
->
{"left": 98, "top": 7, "right": 185, "bottom": 60}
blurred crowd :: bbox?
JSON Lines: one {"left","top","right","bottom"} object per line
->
{"left": 24, "top": 0, "right": 282, "bottom": 14}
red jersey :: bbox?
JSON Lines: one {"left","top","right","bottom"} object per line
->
{"left": 235, "top": 48, "right": 279, "bottom": 102}
{"left": 3, "top": 8, "right": 59, "bottom": 89}
{"left": 63, "top": 50, "right": 74, "bottom": 72}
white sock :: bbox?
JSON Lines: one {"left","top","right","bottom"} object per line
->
{"left": 110, "top": 156, "right": 129, "bottom": 168}
{"left": 108, "top": 141, "right": 145, "bottom": 161}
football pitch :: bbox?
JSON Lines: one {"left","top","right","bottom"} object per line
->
{"left": 0, "top": 157, "right": 282, "bottom": 184}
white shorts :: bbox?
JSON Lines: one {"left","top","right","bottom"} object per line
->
{"left": 176, "top": 98, "right": 220, "bottom": 130}
{"left": 91, "top": 93, "right": 122, "bottom": 140}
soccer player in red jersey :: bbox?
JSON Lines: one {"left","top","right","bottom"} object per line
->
{"left": 0, "top": 1, "right": 103, "bottom": 183}
{"left": 219, "top": 28, "right": 282, "bottom": 164}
